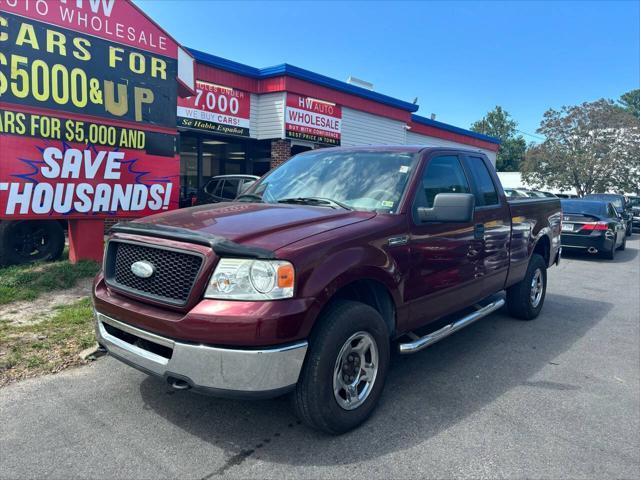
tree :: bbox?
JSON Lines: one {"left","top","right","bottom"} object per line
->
{"left": 470, "top": 106, "right": 526, "bottom": 172}
{"left": 521, "top": 99, "right": 640, "bottom": 196}
{"left": 618, "top": 89, "right": 640, "bottom": 119}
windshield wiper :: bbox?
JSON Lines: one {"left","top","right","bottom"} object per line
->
{"left": 277, "top": 197, "right": 352, "bottom": 211}
{"left": 235, "top": 193, "right": 264, "bottom": 202}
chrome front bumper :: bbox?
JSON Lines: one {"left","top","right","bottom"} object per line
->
{"left": 95, "top": 311, "right": 308, "bottom": 398}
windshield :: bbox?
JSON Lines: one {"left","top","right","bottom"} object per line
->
{"left": 561, "top": 200, "right": 607, "bottom": 216}
{"left": 242, "top": 150, "right": 419, "bottom": 213}
{"left": 628, "top": 197, "right": 640, "bottom": 208}
{"left": 584, "top": 194, "right": 623, "bottom": 209}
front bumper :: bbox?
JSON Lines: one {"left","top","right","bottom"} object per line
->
{"left": 95, "top": 311, "right": 308, "bottom": 398}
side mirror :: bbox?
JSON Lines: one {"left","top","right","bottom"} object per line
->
{"left": 417, "top": 193, "right": 475, "bottom": 223}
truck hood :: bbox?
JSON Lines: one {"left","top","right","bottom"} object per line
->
{"left": 133, "top": 202, "right": 376, "bottom": 252}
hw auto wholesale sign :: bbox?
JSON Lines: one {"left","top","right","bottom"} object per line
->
{"left": 285, "top": 93, "right": 341, "bottom": 145}
{"left": 0, "top": 0, "right": 181, "bottom": 219}
{"left": 178, "top": 80, "right": 250, "bottom": 137}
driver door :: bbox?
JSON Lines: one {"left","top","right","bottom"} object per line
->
{"left": 405, "top": 153, "right": 479, "bottom": 330}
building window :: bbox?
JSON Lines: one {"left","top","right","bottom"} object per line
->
{"left": 179, "top": 134, "right": 273, "bottom": 205}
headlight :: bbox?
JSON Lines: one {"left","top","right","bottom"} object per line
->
{"left": 204, "top": 258, "right": 295, "bottom": 300}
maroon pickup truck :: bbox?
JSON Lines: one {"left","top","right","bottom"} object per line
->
{"left": 93, "top": 146, "right": 561, "bottom": 434}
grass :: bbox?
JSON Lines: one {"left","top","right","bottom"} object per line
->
{"left": 0, "top": 298, "right": 97, "bottom": 387}
{"left": 0, "top": 253, "right": 100, "bottom": 305}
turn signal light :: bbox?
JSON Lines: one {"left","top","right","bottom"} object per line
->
{"left": 277, "top": 264, "right": 295, "bottom": 288}
{"left": 581, "top": 222, "right": 608, "bottom": 231}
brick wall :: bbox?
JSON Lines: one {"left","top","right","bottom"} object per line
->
{"left": 270, "top": 139, "right": 292, "bottom": 169}
{"left": 103, "top": 217, "right": 137, "bottom": 234}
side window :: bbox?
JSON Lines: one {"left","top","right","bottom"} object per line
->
{"left": 463, "top": 156, "right": 499, "bottom": 206}
{"left": 204, "top": 180, "right": 218, "bottom": 195}
{"left": 221, "top": 179, "right": 240, "bottom": 199}
{"left": 608, "top": 204, "right": 617, "bottom": 218}
{"left": 416, "top": 155, "right": 471, "bottom": 209}
{"left": 240, "top": 179, "right": 256, "bottom": 193}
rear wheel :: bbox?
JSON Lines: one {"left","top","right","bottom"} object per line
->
{"left": 617, "top": 235, "right": 626, "bottom": 251}
{"left": 0, "top": 220, "right": 65, "bottom": 266}
{"left": 506, "top": 254, "right": 547, "bottom": 320}
{"left": 602, "top": 240, "right": 616, "bottom": 260}
{"left": 293, "top": 300, "right": 390, "bottom": 434}
{"left": 626, "top": 222, "right": 632, "bottom": 237}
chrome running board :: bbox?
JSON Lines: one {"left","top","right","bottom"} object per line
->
{"left": 398, "top": 298, "right": 506, "bottom": 354}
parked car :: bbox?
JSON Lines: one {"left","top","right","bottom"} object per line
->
{"left": 93, "top": 146, "right": 561, "bottom": 434}
{"left": 628, "top": 196, "right": 640, "bottom": 231}
{"left": 583, "top": 193, "right": 633, "bottom": 236}
{"left": 560, "top": 199, "right": 626, "bottom": 259}
{"left": 504, "top": 188, "right": 530, "bottom": 198}
{"left": 529, "top": 190, "right": 557, "bottom": 198}
{"left": 556, "top": 193, "right": 580, "bottom": 199}
{"left": 191, "top": 174, "right": 259, "bottom": 206}
{"left": 504, "top": 189, "right": 557, "bottom": 199}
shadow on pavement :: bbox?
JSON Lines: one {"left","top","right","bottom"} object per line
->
{"left": 139, "top": 292, "right": 612, "bottom": 468}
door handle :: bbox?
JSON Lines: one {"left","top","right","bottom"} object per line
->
{"left": 474, "top": 223, "right": 485, "bottom": 240}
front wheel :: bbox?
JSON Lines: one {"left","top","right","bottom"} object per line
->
{"left": 293, "top": 301, "right": 390, "bottom": 434}
{"left": 617, "top": 235, "right": 626, "bottom": 251}
{"left": 626, "top": 222, "right": 632, "bottom": 237}
{"left": 506, "top": 254, "right": 547, "bottom": 320}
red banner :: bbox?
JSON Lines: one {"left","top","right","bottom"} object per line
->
{"left": 0, "top": 0, "right": 178, "bottom": 56}
{"left": 285, "top": 93, "right": 341, "bottom": 145}
{"left": 0, "top": 0, "right": 181, "bottom": 220}
{"left": 177, "top": 80, "right": 250, "bottom": 137}
{"left": 0, "top": 109, "right": 178, "bottom": 219}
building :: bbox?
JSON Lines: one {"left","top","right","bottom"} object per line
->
{"left": 177, "top": 49, "right": 501, "bottom": 205}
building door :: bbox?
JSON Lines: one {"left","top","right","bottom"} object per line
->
{"left": 179, "top": 135, "right": 198, "bottom": 207}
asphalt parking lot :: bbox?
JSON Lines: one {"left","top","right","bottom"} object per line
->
{"left": 1, "top": 238, "right": 639, "bottom": 479}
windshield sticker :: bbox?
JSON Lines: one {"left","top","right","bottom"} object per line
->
{"left": 381, "top": 200, "right": 394, "bottom": 208}
{"left": 399, "top": 166, "right": 410, "bottom": 173}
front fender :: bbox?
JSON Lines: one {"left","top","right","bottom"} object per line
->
{"left": 292, "top": 244, "right": 404, "bottom": 336}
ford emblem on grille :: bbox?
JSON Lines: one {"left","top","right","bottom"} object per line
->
{"left": 131, "top": 260, "right": 155, "bottom": 278}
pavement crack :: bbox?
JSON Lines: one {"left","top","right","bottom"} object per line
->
{"left": 202, "top": 449, "right": 255, "bottom": 478}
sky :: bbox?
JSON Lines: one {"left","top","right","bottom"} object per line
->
{"left": 137, "top": 0, "right": 639, "bottom": 142}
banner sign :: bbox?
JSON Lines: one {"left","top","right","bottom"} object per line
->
{"left": 285, "top": 93, "right": 341, "bottom": 145}
{"left": 177, "top": 80, "right": 250, "bottom": 137}
{"left": 0, "top": 0, "right": 182, "bottom": 220}
{"left": 0, "top": 107, "right": 178, "bottom": 218}
{"left": 0, "top": 12, "right": 177, "bottom": 127}
{"left": 0, "top": 0, "right": 177, "bottom": 56}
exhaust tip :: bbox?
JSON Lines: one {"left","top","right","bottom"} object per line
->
{"left": 167, "top": 377, "right": 191, "bottom": 390}
{"left": 587, "top": 247, "right": 598, "bottom": 254}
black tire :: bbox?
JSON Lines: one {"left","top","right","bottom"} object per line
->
{"left": 293, "top": 300, "right": 390, "bottom": 434}
{"left": 0, "top": 220, "right": 65, "bottom": 267}
{"left": 617, "top": 235, "right": 626, "bottom": 251}
{"left": 626, "top": 222, "right": 632, "bottom": 237}
{"left": 602, "top": 241, "right": 616, "bottom": 260}
{"left": 506, "top": 254, "right": 547, "bottom": 321}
